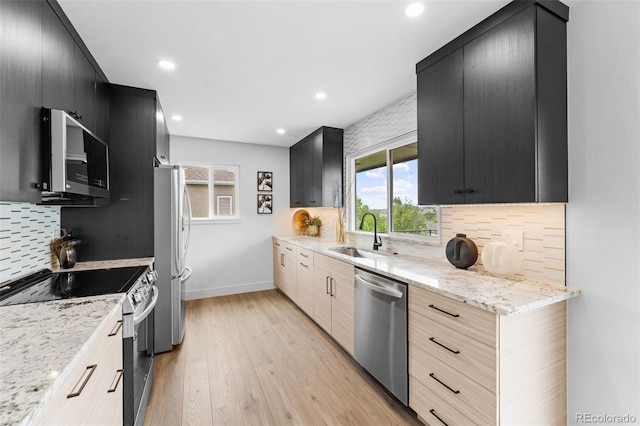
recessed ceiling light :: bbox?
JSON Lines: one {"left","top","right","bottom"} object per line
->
{"left": 157, "top": 59, "right": 176, "bottom": 70}
{"left": 314, "top": 92, "right": 327, "bottom": 100}
{"left": 171, "top": 115, "right": 183, "bottom": 122}
{"left": 405, "top": 2, "right": 425, "bottom": 17}
{"left": 276, "top": 128, "right": 286, "bottom": 135}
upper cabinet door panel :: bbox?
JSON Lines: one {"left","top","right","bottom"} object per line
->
{"left": 74, "top": 44, "right": 97, "bottom": 133}
{"left": 0, "top": 0, "right": 43, "bottom": 202}
{"left": 417, "top": 49, "right": 464, "bottom": 205}
{"left": 41, "top": 2, "right": 75, "bottom": 113}
{"left": 463, "top": 6, "right": 536, "bottom": 203}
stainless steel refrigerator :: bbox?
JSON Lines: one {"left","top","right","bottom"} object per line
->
{"left": 154, "top": 165, "right": 192, "bottom": 353}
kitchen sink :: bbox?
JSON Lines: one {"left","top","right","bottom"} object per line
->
{"left": 328, "top": 247, "right": 386, "bottom": 259}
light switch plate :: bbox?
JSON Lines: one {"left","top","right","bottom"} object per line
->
{"left": 501, "top": 229, "right": 524, "bottom": 251}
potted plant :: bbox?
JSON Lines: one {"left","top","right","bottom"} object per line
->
{"left": 305, "top": 216, "right": 322, "bottom": 237}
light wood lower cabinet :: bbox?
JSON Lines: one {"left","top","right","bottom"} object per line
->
{"left": 273, "top": 238, "right": 297, "bottom": 303}
{"left": 313, "top": 253, "right": 354, "bottom": 355}
{"left": 409, "top": 286, "right": 567, "bottom": 425}
{"left": 32, "top": 305, "right": 123, "bottom": 425}
{"left": 296, "top": 247, "right": 314, "bottom": 315}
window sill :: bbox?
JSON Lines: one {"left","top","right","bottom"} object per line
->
{"left": 191, "top": 218, "right": 243, "bottom": 225}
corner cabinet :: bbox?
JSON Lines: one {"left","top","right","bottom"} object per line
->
{"left": 289, "top": 126, "right": 344, "bottom": 208}
{"left": 417, "top": 1, "right": 568, "bottom": 204}
{"left": 409, "top": 286, "right": 567, "bottom": 425}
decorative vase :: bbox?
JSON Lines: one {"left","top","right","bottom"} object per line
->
{"left": 308, "top": 225, "right": 320, "bottom": 237}
{"left": 336, "top": 220, "right": 346, "bottom": 243}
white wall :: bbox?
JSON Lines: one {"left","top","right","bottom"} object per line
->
{"left": 566, "top": 1, "right": 640, "bottom": 422}
{"left": 171, "top": 135, "right": 291, "bottom": 298}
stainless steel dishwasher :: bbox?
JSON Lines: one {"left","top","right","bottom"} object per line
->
{"left": 354, "top": 267, "right": 408, "bottom": 405}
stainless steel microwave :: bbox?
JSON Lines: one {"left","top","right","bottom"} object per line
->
{"left": 41, "top": 108, "right": 110, "bottom": 203}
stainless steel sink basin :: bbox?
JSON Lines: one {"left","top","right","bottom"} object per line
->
{"left": 328, "top": 247, "right": 385, "bottom": 259}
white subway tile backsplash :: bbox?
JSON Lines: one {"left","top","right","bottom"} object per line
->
{"left": 0, "top": 203, "right": 60, "bottom": 284}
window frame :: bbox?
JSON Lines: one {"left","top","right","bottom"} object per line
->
{"left": 181, "top": 162, "right": 242, "bottom": 224}
{"left": 346, "top": 131, "right": 440, "bottom": 243}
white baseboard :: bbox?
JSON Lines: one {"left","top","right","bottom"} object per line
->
{"left": 182, "top": 280, "right": 276, "bottom": 300}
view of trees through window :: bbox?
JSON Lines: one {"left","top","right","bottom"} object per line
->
{"left": 355, "top": 142, "right": 438, "bottom": 237}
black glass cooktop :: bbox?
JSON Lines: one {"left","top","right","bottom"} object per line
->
{"left": 0, "top": 266, "right": 147, "bottom": 306}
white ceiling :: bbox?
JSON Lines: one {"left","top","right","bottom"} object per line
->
{"left": 58, "top": 0, "right": 511, "bottom": 147}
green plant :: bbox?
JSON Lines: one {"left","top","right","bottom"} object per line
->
{"left": 305, "top": 216, "right": 322, "bottom": 227}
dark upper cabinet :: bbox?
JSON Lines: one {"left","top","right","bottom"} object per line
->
{"left": 0, "top": 0, "right": 43, "bottom": 203}
{"left": 417, "top": 1, "right": 568, "bottom": 205}
{"left": 290, "top": 127, "right": 344, "bottom": 208}
{"left": 62, "top": 85, "right": 168, "bottom": 260}
{"left": 74, "top": 44, "right": 97, "bottom": 133}
{"left": 0, "top": 0, "right": 109, "bottom": 203}
{"left": 41, "top": 1, "right": 75, "bottom": 113}
{"left": 417, "top": 49, "right": 464, "bottom": 205}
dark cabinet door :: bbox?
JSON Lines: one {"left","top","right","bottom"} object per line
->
{"left": 417, "top": 49, "right": 464, "bottom": 205}
{"left": 320, "top": 128, "right": 344, "bottom": 207}
{"left": 0, "top": 0, "right": 43, "bottom": 202}
{"left": 74, "top": 44, "right": 97, "bottom": 133}
{"left": 290, "top": 139, "right": 315, "bottom": 207}
{"left": 307, "top": 132, "right": 323, "bottom": 206}
{"left": 41, "top": 2, "right": 75, "bottom": 113}
{"left": 463, "top": 6, "right": 536, "bottom": 203}
{"left": 289, "top": 142, "right": 303, "bottom": 207}
{"left": 95, "top": 74, "right": 110, "bottom": 142}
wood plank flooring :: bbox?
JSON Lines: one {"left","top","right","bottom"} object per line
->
{"left": 143, "top": 290, "right": 420, "bottom": 426}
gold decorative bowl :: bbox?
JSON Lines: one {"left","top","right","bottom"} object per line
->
{"left": 292, "top": 209, "right": 310, "bottom": 233}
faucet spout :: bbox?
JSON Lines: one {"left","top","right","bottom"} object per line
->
{"left": 358, "top": 212, "right": 382, "bottom": 251}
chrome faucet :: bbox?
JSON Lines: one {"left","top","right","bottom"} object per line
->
{"left": 359, "top": 212, "right": 382, "bottom": 251}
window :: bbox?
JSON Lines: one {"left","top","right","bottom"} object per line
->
{"left": 351, "top": 136, "right": 439, "bottom": 239}
{"left": 182, "top": 164, "right": 239, "bottom": 221}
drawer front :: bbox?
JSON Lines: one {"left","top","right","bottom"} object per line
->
{"left": 409, "top": 286, "right": 497, "bottom": 347}
{"left": 409, "top": 310, "right": 496, "bottom": 392}
{"left": 410, "top": 343, "right": 496, "bottom": 425}
{"left": 297, "top": 247, "right": 313, "bottom": 264}
{"left": 410, "top": 375, "right": 477, "bottom": 426}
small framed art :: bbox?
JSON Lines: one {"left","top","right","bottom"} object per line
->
{"left": 257, "top": 171, "right": 273, "bottom": 192}
{"left": 258, "top": 194, "right": 273, "bottom": 214}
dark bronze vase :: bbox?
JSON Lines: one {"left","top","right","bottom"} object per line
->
{"left": 445, "top": 233, "right": 478, "bottom": 269}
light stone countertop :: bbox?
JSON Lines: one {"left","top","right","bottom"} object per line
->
{"left": 275, "top": 236, "right": 580, "bottom": 316}
{"left": 51, "top": 257, "right": 154, "bottom": 273}
{"left": 0, "top": 294, "right": 125, "bottom": 426}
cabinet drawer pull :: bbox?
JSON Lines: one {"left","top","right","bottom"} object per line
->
{"left": 108, "top": 369, "right": 123, "bottom": 393}
{"left": 429, "top": 373, "right": 460, "bottom": 395}
{"left": 67, "top": 364, "right": 97, "bottom": 398}
{"left": 286, "top": 247, "right": 293, "bottom": 251}
{"left": 429, "top": 337, "right": 460, "bottom": 354}
{"left": 428, "top": 304, "right": 460, "bottom": 318}
{"left": 108, "top": 320, "right": 122, "bottom": 337}
{"left": 429, "top": 409, "right": 449, "bottom": 426}
{"left": 275, "top": 242, "right": 281, "bottom": 246}
{"left": 300, "top": 253, "right": 309, "bottom": 258}
{"left": 280, "top": 253, "right": 284, "bottom": 266}
{"left": 299, "top": 262, "right": 308, "bottom": 268}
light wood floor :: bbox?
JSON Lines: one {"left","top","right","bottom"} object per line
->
{"left": 143, "top": 290, "right": 420, "bottom": 426}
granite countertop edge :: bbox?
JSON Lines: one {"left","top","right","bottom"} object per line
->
{"left": 51, "top": 257, "right": 154, "bottom": 273}
{"left": 274, "top": 235, "right": 580, "bottom": 316}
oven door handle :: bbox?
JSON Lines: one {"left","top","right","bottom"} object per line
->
{"left": 133, "top": 285, "right": 159, "bottom": 326}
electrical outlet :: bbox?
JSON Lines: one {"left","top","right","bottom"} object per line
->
{"left": 501, "top": 229, "right": 524, "bottom": 251}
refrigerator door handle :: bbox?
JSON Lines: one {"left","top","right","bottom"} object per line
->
{"left": 179, "top": 266, "right": 192, "bottom": 283}
{"left": 183, "top": 186, "right": 192, "bottom": 256}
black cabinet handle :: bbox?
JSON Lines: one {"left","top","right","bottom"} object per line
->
{"left": 429, "top": 373, "right": 460, "bottom": 395}
{"left": 429, "top": 337, "right": 460, "bottom": 354}
{"left": 429, "top": 409, "right": 449, "bottom": 426}
{"left": 428, "top": 304, "right": 460, "bottom": 318}
{"left": 465, "top": 188, "right": 475, "bottom": 194}
{"left": 310, "top": 200, "right": 316, "bottom": 204}
{"left": 453, "top": 189, "right": 464, "bottom": 194}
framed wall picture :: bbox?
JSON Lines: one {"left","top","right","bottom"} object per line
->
{"left": 258, "top": 194, "right": 273, "bottom": 214}
{"left": 257, "top": 171, "right": 273, "bottom": 192}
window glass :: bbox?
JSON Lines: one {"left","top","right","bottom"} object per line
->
{"left": 183, "top": 164, "right": 239, "bottom": 220}
{"left": 352, "top": 142, "right": 439, "bottom": 239}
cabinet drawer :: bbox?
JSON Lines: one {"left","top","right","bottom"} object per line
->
{"left": 409, "top": 286, "right": 497, "bottom": 347}
{"left": 410, "top": 375, "right": 477, "bottom": 426}
{"left": 297, "top": 247, "right": 314, "bottom": 263}
{"left": 409, "top": 309, "right": 496, "bottom": 392}
{"left": 410, "top": 343, "right": 496, "bottom": 425}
